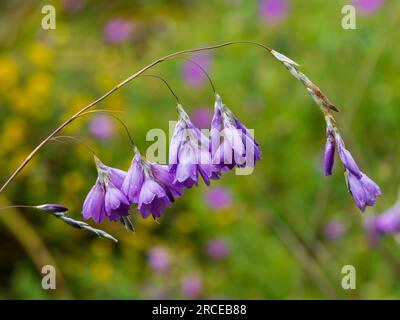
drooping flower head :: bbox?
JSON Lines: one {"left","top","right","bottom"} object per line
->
{"left": 323, "top": 119, "right": 381, "bottom": 212}
{"left": 82, "top": 156, "right": 130, "bottom": 223}
{"left": 122, "top": 147, "right": 182, "bottom": 219}
{"left": 211, "top": 94, "right": 261, "bottom": 170}
{"left": 169, "top": 104, "right": 220, "bottom": 188}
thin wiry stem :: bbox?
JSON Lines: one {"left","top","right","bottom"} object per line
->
{"left": 51, "top": 135, "right": 98, "bottom": 156}
{"left": 139, "top": 74, "right": 181, "bottom": 103}
{"left": 177, "top": 57, "right": 216, "bottom": 93}
{"left": 78, "top": 110, "right": 136, "bottom": 146}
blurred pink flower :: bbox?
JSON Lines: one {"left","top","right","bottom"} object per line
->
{"left": 147, "top": 246, "right": 170, "bottom": 274}
{"left": 104, "top": 18, "right": 132, "bottom": 44}
{"left": 182, "top": 53, "right": 212, "bottom": 87}
{"left": 62, "top": 0, "right": 85, "bottom": 12}
{"left": 206, "top": 238, "right": 230, "bottom": 260}
{"left": 89, "top": 115, "right": 114, "bottom": 140}
{"left": 259, "top": 0, "right": 290, "bottom": 24}
{"left": 353, "top": 0, "right": 384, "bottom": 15}
{"left": 190, "top": 107, "right": 213, "bottom": 129}
{"left": 323, "top": 220, "right": 346, "bottom": 241}
{"left": 205, "top": 187, "right": 232, "bottom": 209}
{"left": 181, "top": 275, "right": 203, "bottom": 298}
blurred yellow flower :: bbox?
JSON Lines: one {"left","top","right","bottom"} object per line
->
{"left": 70, "top": 93, "right": 94, "bottom": 112}
{"left": 8, "top": 88, "right": 30, "bottom": 112}
{"left": 26, "top": 42, "right": 54, "bottom": 67}
{"left": 215, "top": 208, "right": 238, "bottom": 226}
{"left": 7, "top": 72, "right": 53, "bottom": 117}
{"left": 91, "top": 261, "right": 113, "bottom": 283}
{"left": 137, "top": 213, "right": 158, "bottom": 229}
{"left": 61, "top": 171, "right": 84, "bottom": 194}
{"left": 127, "top": 229, "right": 151, "bottom": 249}
{"left": 91, "top": 241, "right": 112, "bottom": 258}
{"left": 0, "top": 118, "right": 27, "bottom": 150}
{"left": 104, "top": 93, "right": 125, "bottom": 111}
{"left": 0, "top": 56, "right": 19, "bottom": 88}
{"left": 174, "top": 212, "right": 195, "bottom": 233}
{"left": 26, "top": 71, "right": 53, "bottom": 98}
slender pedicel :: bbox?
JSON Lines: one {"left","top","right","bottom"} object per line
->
{"left": 51, "top": 135, "right": 98, "bottom": 156}
{"left": 176, "top": 57, "right": 216, "bottom": 94}
{"left": 139, "top": 74, "right": 181, "bottom": 103}
{"left": 78, "top": 110, "right": 136, "bottom": 147}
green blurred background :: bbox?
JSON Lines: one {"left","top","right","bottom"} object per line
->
{"left": 0, "top": 0, "right": 399, "bottom": 299}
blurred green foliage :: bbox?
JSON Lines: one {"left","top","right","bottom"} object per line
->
{"left": 0, "top": 0, "right": 399, "bottom": 299}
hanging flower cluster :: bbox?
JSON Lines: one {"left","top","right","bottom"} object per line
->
{"left": 270, "top": 49, "right": 381, "bottom": 211}
{"left": 323, "top": 120, "right": 381, "bottom": 211}
{"left": 0, "top": 42, "right": 384, "bottom": 242}
{"left": 82, "top": 94, "right": 261, "bottom": 227}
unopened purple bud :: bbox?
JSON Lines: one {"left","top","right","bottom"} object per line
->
{"left": 36, "top": 204, "right": 68, "bottom": 212}
{"left": 324, "top": 126, "right": 335, "bottom": 176}
{"left": 335, "top": 134, "right": 362, "bottom": 179}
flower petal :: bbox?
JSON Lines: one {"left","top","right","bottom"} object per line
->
{"left": 122, "top": 154, "right": 144, "bottom": 203}
{"left": 346, "top": 171, "right": 367, "bottom": 212}
{"left": 82, "top": 180, "right": 107, "bottom": 223}
{"left": 324, "top": 129, "right": 335, "bottom": 176}
{"left": 335, "top": 135, "right": 362, "bottom": 178}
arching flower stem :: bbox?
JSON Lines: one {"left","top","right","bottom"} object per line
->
{"left": 0, "top": 40, "right": 346, "bottom": 193}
